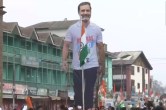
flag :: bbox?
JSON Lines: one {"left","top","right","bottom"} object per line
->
{"left": 120, "top": 87, "right": 124, "bottom": 101}
{"left": 138, "top": 89, "right": 140, "bottom": 96}
{"left": 25, "top": 96, "right": 33, "bottom": 109}
{"left": 98, "top": 88, "right": 104, "bottom": 107}
{"left": 143, "top": 87, "right": 146, "bottom": 96}
{"left": 144, "top": 87, "right": 146, "bottom": 93}
{"left": 150, "top": 90, "right": 153, "bottom": 97}
{"left": 101, "top": 80, "right": 106, "bottom": 97}
{"left": 117, "top": 87, "right": 124, "bottom": 103}
{"left": 79, "top": 22, "right": 89, "bottom": 66}
{"left": 98, "top": 80, "right": 106, "bottom": 107}
{"left": 113, "top": 83, "right": 116, "bottom": 94}
{"left": 98, "top": 80, "right": 106, "bottom": 99}
{"left": 117, "top": 94, "right": 121, "bottom": 103}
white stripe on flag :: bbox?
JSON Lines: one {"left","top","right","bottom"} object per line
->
{"left": 80, "top": 21, "right": 89, "bottom": 66}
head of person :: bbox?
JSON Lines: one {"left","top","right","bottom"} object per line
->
{"left": 159, "top": 102, "right": 163, "bottom": 106}
{"left": 78, "top": 1, "right": 91, "bottom": 23}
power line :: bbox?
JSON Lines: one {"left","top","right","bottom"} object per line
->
{"left": 148, "top": 58, "right": 166, "bottom": 60}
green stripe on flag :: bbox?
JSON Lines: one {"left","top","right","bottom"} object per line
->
{"left": 80, "top": 44, "right": 88, "bottom": 66}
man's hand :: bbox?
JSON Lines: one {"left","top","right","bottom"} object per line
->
{"left": 97, "top": 42, "right": 105, "bottom": 75}
{"left": 62, "top": 41, "right": 70, "bottom": 72}
{"left": 62, "top": 61, "right": 68, "bottom": 72}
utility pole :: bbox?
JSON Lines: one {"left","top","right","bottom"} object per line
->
{"left": 12, "top": 52, "right": 16, "bottom": 110}
{"left": 0, "top": 0, "right": 6, "bottom": 107}
{"left": 120, "top": 58, "right": 123, "bottom": 92}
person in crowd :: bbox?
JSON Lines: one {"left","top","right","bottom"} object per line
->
{"left": 154, "top": 102, "right": 164, "bottom": 110}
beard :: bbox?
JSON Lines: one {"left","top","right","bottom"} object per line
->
{"left": 80, "top": 15, "right": 91, "bottom": 22}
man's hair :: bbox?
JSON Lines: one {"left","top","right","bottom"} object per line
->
{"left": 78, "top": 2, "right": 91, "bottom": 13}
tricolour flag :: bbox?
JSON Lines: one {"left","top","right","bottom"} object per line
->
{"left": 100, "top": 80, "right": 106, "bottom": 97}
{"left": 117, "top": 87, "right": 124, "bottom": 103}
{"left": 113, "top": 83, "right": 116, "bottom": 94}
{"left": 25, "top": 96, "right": 33, "bottom": 109}
{"left": 120, "top": 87, "right": 124, "bottom": 101}
{"left": 79, "top": 22, "right": 89, "bottom": 66}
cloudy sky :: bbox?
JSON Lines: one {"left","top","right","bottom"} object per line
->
{"left": 3, "top": 0, "right": 166, "bottom": 85}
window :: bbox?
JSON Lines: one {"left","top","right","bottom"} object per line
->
{"left": 48, "top": 45, "right": 53, "bottom": 54}
{"left": 43, "top": 69, "right": 48, "bottom": 83}
{"left": 26, "top": 41, "right": 31, "bottom": 50}
{"left": 14, "top": 35, "right": 20, "bottom": 47}
{"left": 47, "top": 69, "right": 52, "bottom": 84}
{"left": 131, "top": 66, "right": 134, "bottom": 75}
{"left": 20, "top": 39, "right": 26, "bottom": 49}
{"left": 137, "top": 67, "right": 140, "bottom": 72}
{"left": 38, "top": 44, "right": 42, "bottom": 52}
{"left": 142, "top": 68, "right": 144, "bottom": 74}
{"left": 137, "top": 83, "right": 140, "bottom": 89}
{"left": 32, "top": 41, "right": 38, "bottom": 51}
{"left": 8, "top": 36, "right": 14, "bottom": 46}
{"left": 56, "top": 70, "right": 62, "bottom": 86}
{"left": 43, "top": 45, "right": 47, "bottom": 53}
{"left": 52, "top": 70, "right": 56, "bottom": 84}
{"left": 8, "top": 63, "right": 13, "bottom": 80}
{"left": 27, "top": 68, "right": 32, "bottom": 82}
{"left": 53, "top": 48, "right": 56, "bottom": 56}
{"left": 20, "top": 66, "right": 26, "bottom": 81}
{"left": 3, "top": 62, "right": 7, "bottom": 80}
{"left": 3, "top": 33, "right": 8, "bottom": 45}
{"left": 57, "top": 49, "right": 61, "bottom": 56}
{"left": 145, "top": 84, "right": 148, "bottom": 89}
{"left": 32, "top": 68, "right": 37, "bottom": 82}
{"left": 146, "top": 69, "right": 148, "bottom": 74}
{"left": 37, "top": 68, "right": 42, "bottom": 83}
{"left": 112, "top": 66, "right": 121, "bottom": 75}
{"left": 131, "top": 80, "right": 135, "bottom": 87}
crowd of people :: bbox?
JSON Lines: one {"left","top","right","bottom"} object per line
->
{"left": 110, "top": 98, "right": 166, "bottom": 110}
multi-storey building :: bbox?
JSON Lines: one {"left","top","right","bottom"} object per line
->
{"left": 112, "top": 51, "right": 153, "bottom": 99}
{"left": 1, "top": 20, "right": 114, "bottom": 109}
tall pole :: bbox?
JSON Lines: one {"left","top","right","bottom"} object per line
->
{"left": 165, "top": 1, "right": 166, "bottom": 26}
{"left": 0, "top": 0, "right": 6, "bottom": 107}
{"left": 120, "top": 58, "right": 123, "bottom": 92}
{"left": 13, "top": 53, "right": 16, "bottom": 110}
{"left": 81, "top": 67, "right": 85, "bottom": 110}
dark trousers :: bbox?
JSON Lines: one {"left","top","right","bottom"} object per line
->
{"left": 73, "top": 67, "right": 98, "bottom": 109}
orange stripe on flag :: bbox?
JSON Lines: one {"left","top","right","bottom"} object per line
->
{"left": 81, "top": 22, "right": 85, "bottom": 36}
{"left": 113, "top": 83, "right": 116, "bottom": 93}
{"left": 25, "top": 96, "right": 33, "bottom": 109}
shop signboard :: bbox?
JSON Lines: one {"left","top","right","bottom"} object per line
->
{"left": 15, "top": 84, "right": 26, "bottom": 94}
{"left": 24, "top": 87, "right": 37, "bottom": 96}
{"left": 37, "top": 88, "right": 48, "bottom": 96}
{"left": 3, "top": 83, "right": 12, "bottom": 94}
{"left": 49, "top": 90, "right": 57, "bottom": 96}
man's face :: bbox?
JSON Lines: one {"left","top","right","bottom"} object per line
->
{"left": 79, "top": 4, "right": 91, "bottom": 22}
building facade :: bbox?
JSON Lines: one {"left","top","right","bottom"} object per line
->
{"left": 112, "top": 51, "right": 153, "bottom": 99}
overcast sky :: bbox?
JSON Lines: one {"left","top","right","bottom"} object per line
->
{"left": 3, "top": 0, "right": 166, "bottom": 86}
